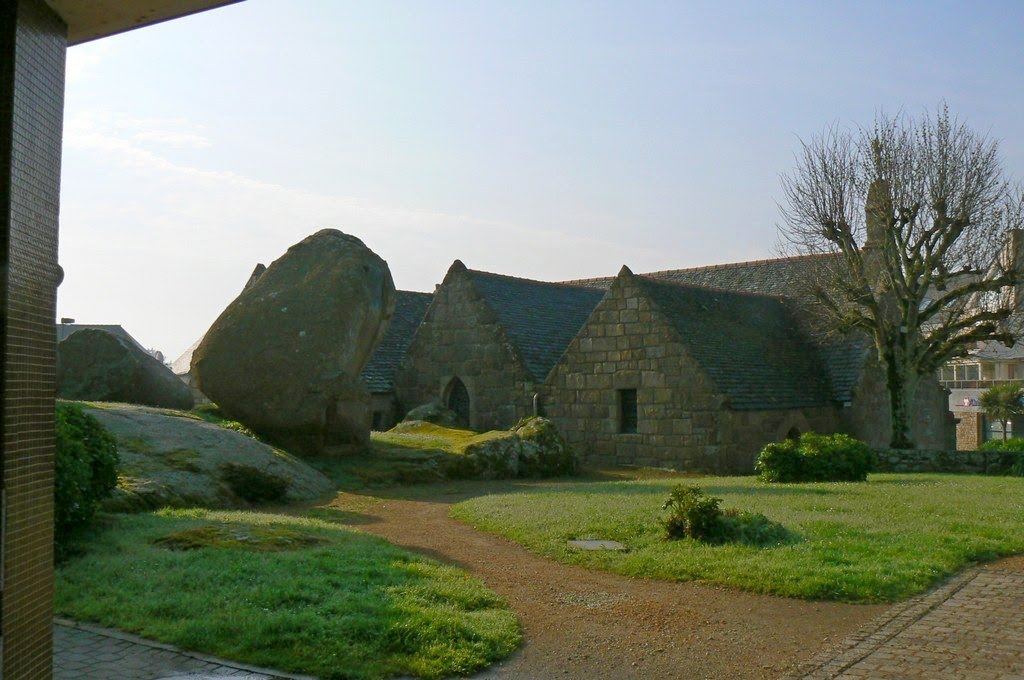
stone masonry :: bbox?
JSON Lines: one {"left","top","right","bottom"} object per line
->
{"left": 396, "top": 262, "right": 539, "bottom": 431}
{"left": 544, "top": 268, "right": 839, "bottom": 473}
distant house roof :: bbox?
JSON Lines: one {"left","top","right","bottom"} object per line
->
{"left": 361, "top": 291, "right": 434, "bottom": 394}
{"left": 466, "top": 269, "right": 606, "bottom": 382}
{"left": 568, "top": 254, "right": 867, "bottom": 403}
{"left": 57, "top": 324, "right": 148, "bottom": 354}
{"left": 171, "top": 337, "right": 203, "bottom": 376}
{"left": 973, "top": 340, "right": 1024, "bottom": 361}
{"left": 634, "top": 275, "right": 834, "bottom": 410}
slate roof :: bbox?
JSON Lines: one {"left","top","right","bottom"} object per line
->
{"left": 468, "top": 270, "right": 606, "bottom": 382}
{"left": 567, "top": 254, "right": 867, "bottom": 403}
{"left": 567, "top": 254, "right": 833, "bottom": 297}
{"left": 634, "top": 276, "right": 835, "bottom": 410}
{"left": 973, "top": 340, "right": 1024, "bottom": 361}
{"left": 361, "top": 290, "right": 434, "bottom": 393}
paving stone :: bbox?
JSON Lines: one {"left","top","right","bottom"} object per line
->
{"left": 792, "top": 563, "right": 1024, "bottom": 679}
{"left": 54, "top": 620, "right": 315, "bottom": 680}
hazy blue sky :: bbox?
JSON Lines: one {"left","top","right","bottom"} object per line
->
{"left": 58, "top": 1, "right": 1024, "bottom": 359}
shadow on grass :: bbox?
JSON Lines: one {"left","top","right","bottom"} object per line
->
{"left": 57, "top": 509, "right": 520, "bottom": 679}
{"left": 303, "top": 507, "right": 382, "bottom": 526}
{"left": 866, "top": 478, "right": 938, "bottom": 486}
{"left": 712, "top": 484, "right": 836, "bottom": 496}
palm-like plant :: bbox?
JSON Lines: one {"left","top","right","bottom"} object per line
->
{"left": 980, "top": 381, "right": 1024, "bottom": 442}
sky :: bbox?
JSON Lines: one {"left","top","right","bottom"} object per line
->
{"left": 58, "top": 0, "right": 1024, "bottom": 359}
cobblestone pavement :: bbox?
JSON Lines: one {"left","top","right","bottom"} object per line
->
{"left": 54, "top": 619, "right": 315, "bottom": 680}
{"left": 795, "top": 558, "right": 1024, "bottom": 679}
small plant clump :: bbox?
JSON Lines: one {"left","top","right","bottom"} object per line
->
{"left": 662, "top": 485, "right": 723, "bottom": 541}
{"left": 661, "top": 484, "right": 790, "bottom": 546}
{"left": 756, "top": 432, "right": 872, "bottom": 483}
{"left": 220, "top": 463, "right": 289, "bottom": 503}
{"left": 55, "top": 402, "right": 120, "bottom": 549}
{"left": 192, "top": 403, "right": 259, "bottom": 439}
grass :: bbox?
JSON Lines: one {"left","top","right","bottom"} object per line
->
{"left": 191, "top": 403, "right": 261, "bottom": 438}
{"left": 56, "top": 509, "right": 521, "bottom": 680}
{"left": 450, "top": 473, "right": 1024, "bottom": 603}
{"left": 316, "top": 422, "right": 511, "bottom": 488}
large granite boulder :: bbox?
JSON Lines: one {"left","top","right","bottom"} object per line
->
{"left": 82, "top": 403, "right": 335, "bottom": 512}
{"left": 57, "top": 329, "right": 194, "bottom": 410}
{"left": 192, "top": 230, "right": 395, "bottom": 456}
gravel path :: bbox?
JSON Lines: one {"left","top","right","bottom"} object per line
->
{"left": 329, "top": 485, "right": 886, "bottom": 679}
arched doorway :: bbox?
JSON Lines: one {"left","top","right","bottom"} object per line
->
{"left": 446, "top": 377, "right": 471, "bottom": 428}
{"left": 786, "top": 426, "right": 801, "bottom": 440}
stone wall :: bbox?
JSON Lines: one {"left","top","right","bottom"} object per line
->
{"left": 395, "top": 266, "right": 537, "bottom": 431}
{"left": 955, "top": 411, "right": 984, "bottom": 451}
{"left": 843, "top": 361, "right": 956, "bottom": 450}
{"left": 723, "top": 407, "right": 841, "bottom": 473}
{"left": 873, "top": 448, "right": 1018, "bottom": 475}
{"left": 543, "top": 272, "right": 841, "bottom": 474}
{"left": 369, "top": 392, "right": 399, "bottom": 431}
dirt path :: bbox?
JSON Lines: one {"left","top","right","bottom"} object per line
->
{"left": 324, "top": 485, "right": 887, "bottom": 679}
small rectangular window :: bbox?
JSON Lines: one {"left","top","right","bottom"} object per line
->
{"left": 619, "top": 389, "right": 638, "bottom": 434}
{"left": 964, "top": 364, "right": 980, "bottom": 381}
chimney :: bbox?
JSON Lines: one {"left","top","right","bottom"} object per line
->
{"left": 1005, "top": 228, "right": 1024, "bottom": 310}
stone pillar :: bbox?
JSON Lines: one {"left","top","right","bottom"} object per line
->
{"left": 0, "top": 0, "right": 67, "bottom": 676}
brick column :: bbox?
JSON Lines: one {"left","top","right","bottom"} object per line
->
{"left": 0, "top": 0, "right": 67, "bottom": 676}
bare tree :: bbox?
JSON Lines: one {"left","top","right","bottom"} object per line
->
{"left": 779, "top": 106, "right": 1024, "bottom": 448}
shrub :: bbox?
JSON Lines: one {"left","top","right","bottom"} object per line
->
{"left": 662, "top": 485, "right": 723, "bottom": 540}
{"left": 977, "top": 438, "right": 1024, "bottom": 476}
{"left": 662, "top": 484, "right": 792, "bottom": 546}
{"left": 55, "top": 403, "right": 119, "bottom": 546}
{"left": 979, "top": 437, "right": 1024, "bottom": 452}
{"left": 220, "top": 463, "right": 289, "bottom": 503}
{"left": 754, "top": 439, "right": 803, "bottom": 482}
{"left": 756, "top": 432, "right": 872, "bottom": 483}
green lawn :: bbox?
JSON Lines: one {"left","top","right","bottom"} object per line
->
{"left": 315, "top": 423, "right": 511, "bottom": 487}
{"left": 450, "top": 473, "right": 1024, "bottom": 603}
{"left": 57, "top": 509, "right": 520, "bottom": 680}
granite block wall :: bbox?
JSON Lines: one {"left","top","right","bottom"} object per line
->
{"left": 544, "top": 273, "right": 841, "bottom": 473}
{"left": 395, "top": 270, "right": 537, "bottom": 431}
{"left": 843, "top": 360, "right": 956, "bottom": 450}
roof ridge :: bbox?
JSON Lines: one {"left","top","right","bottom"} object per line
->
{"left": 560, "top": 252, "right": 835, "bottom": 285}
{"left": 635, "top": 274, "right": 788, "bottom": 302}
{"left": 468, "top": 267, "right": 605, "bottom": 291}
{"left": 639, "top": 251, "right": 832, "bottom": 277}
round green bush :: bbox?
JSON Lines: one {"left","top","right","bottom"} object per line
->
{"left": 756, "top": 432, "right": 872, "bottom": 483}
{"left": 55, "top": 403, "right": 119, "bottom": 544}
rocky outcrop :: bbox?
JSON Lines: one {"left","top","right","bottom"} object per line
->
{"left": 58, "top": 329, "right": 194, "bottom": 410}
{"left": 403, "top": 401, "right": 461, "bottom": 427}
{"left": 512, "top": 416, "right": 577, "bottom": 477}
{"left": 399, "top": 417, "right": 577, "bottom": 479}
{"left": 192, "top": 230, "right": 395, "bottom": 455}
{"left": 82, "top": 403, "right": 335, "bottom": 511}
